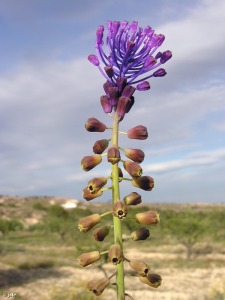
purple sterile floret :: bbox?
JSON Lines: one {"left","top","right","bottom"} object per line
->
{"left": 88, "top": 21, "right": 172, "bottom": 87}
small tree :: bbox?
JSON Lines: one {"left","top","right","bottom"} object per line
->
{"left": 165, "top": 211, "right": 205, "bottom": 259}
{"left": 0, "top": 219, "right": 23, "bottom": 237}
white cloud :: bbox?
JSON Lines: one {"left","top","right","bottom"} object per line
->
{"left": 145, "top": 148, "right": 225, "bottom": 174}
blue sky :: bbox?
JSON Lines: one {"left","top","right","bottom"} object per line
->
{"left": 0, "top": 0, "right": 225, "bottom": 203}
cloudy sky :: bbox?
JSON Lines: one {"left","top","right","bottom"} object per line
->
{"left": 0, "top": 0, "right": 225, "bottom": 203}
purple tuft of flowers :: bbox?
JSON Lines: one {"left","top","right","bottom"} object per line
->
{"left": 88, "top": 21, "right": 172, "bottom": 86}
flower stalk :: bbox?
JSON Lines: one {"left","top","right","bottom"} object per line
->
{"left": 77, "top": 20, "right": 172, "bottom": 300}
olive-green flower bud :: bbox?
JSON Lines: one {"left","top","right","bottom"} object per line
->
{"left": 139, "top": 273, "right": 162, "bottom": 288}
{"left": 123, "top": 160, "right": 142, "bottom": 178}
{"left": 123, "top": 192, "right": 142, "bottom": 206}
{"left": 107, "top": 146, "right": 121, "bottom": 164}
{"left": 82, "top": 187, "right": 103, "bottom": 201}
{"left": 87, "top": 177, "right": 107, "bottom": 194}
{"left": 130, "top": 227, "right": 150, "bottom": 241}
{"left": 85, "top": 118, "right": 106, "bottom": 132}
{"left": 77, "top": 251, "right": 100, "bottom": 267}
{"left": 131, "top": 176, "right": 154, "bottom": 191}
{"left": 78, "top": 214, "right": 101, "bottom": 232}
{"left": 135, "top": 210, "right": 160, "bottom": 226}
{"left": 93, "top": 139, "right": 109, "bottom": 154}
{"left": 93, "top": 226, "right": 111, "bottom": 242}
{"left": 81, "top": 154, "right": 102, "bottom": 171}
{"left": 108, "top": 244, "right": 122, "bottom": 265}
{"left": 87, "top": 277, "right": 110, "bottom": 295}
{"left": 125, "top": 148, "right": 145, "bottom": 163}
{"left": 129, "top": 259, "right": 150, "bottom": 277}
{"left": 113, "top": 201, "right": 127, "bottom": 220}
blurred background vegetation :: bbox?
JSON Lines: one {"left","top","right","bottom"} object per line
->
{"left": 0, "top": 196, "right": 225, "bottom": 299}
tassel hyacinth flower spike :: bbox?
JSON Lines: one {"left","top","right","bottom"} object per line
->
{"left": 77, "top": 20, "right": 172, "bottom": 299}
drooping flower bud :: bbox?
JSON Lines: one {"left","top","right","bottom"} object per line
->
{"left": 130, "top": 227, "right": 150, "bottom": 241}
{"left": 93, "top": 226, "right": 111, "bottom": 241}
{"left": 85, "top": 118, "right": 106, "bottom": 132}
{"left": 107, "top": 146, "right": 121, "bottom": 164}
{"left": 88, "top": 54, "right": 100, "bottom": 66}
{"left": 123, "top": 160, "right": 142, "bottom": 178}
{"left": 108, "top": 244, "right": 122, "bottom": 265}
{"left": 153, "top": 68, "right": 167, "bottom": 77}
{"left": 87, "top": 177, "right": 108, "bottom": 194}
{"left": 118, "top": 167, "right": 123, "bottom": 182}
{"left": 117, "top": 96, "right": 131, "bottom": 121}
{"left": 103, "top": 81, "right": 113, "bottom": 97}
{"left": 160, "top": 50, "right": 172, "bottom": 64}
{"left": 136, "top": 81, "right": 150, "bottom": 91}
{"left": 82, "top": 187, "right": 103, "bottom": 201}
{"left": 93, "top": 139, "right": 109, "bottom": 154}
{"left": 123, "top": 192, "right": 142, "bottom": 206}
{"left": 121, "top": 85, "right": 136, "bottom": 98}
{"left": 77, "top": 251, "right": 100, "bottom": 267}
{"left": 125, "top": 148, "right": 145, "bottom": 163}
{"left": 135, "top": 210, "right": 160, "bottom": 226}
{"left": 129, "top": 260, "right": 150, "bottom": 277}
{"left": 108, "top": 86, "right": 119, "bottom": 106}
{"left": 87, "top": 277, "right": 110, "bottom": 295}
{"left": 127, "top": 125, "right": 148, "bottom": 140}
{"left": 116, "top": 77, "right": 127, "bottom": 92}
{"left": 113, "top": 201, "right": 127, "bottom": 220}
{"left": 81, "top": 155, "right": 102, "bottom": 171}
{"left": 78, "top": 214, "right": 101, "bottom": 232}
{"left": 139, "top": 273, "right": 162, "bottom": 288}
{"left": 104, "top": 65, "right": 114, "bottom": 78}
{"left": 100, "top": 95, "right": 113, "bottom": 113}
{"left": 131, "top": 176, "right": 154, "bottom": 191}
{"left": 125, "top": 96, "right": 135, "bottom": 113}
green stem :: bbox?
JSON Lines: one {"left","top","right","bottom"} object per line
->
{"left": 111, "top": 112, "right": 125, "bottom": 300}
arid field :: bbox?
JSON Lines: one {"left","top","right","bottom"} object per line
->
{"left": 0, "top": 196, "right": 224, "bottom": 300}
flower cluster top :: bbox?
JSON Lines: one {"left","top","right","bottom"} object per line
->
{"left": 88, "top": 21, "right": 172, "bottom": 88}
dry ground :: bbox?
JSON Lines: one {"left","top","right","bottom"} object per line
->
{"left": 1, "top": 245, "right": 225, "bottom": 300}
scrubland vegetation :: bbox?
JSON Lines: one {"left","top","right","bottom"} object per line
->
{"left": 0, "top": 196, "right": 225, "bottom": 299}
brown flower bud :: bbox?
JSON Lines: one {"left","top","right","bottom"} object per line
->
{"left": 107, "top": 146, "right": 121, "bottom": 165}
{"left": 85, "top": 118, "right": 106, "bottom": 132}
{"left": 129, "top": 260, "right": 150, "bottom": 277}
{"left": 113, "top": 201, "right": 127, "bottom": 220}
{"left": 123, "top": 160, "right": 142, "bottom": 178}
{"left": 93, "top": 139, "right": 109, "bottom": 154}
{"left": 118, "top": 167, "right": 123, "bottom": 182}
{"left": 93, "top": 226, "right": 111, "bottom": 242}
{"left": 82, "top": 187, "right": 103, "bottom": 201}
{"left": 108, "top": 86, "right": 119, "bottom": 106}
{"left": 135, "top": 210, "right": 160, "bottom": 226}
{"left": 104, "top": 65, "right": 114, "bottom": 78}
{"left": 123, "top": 192, "right": 142, "bottom": 206}
{"left": 117, "top": 96, "right": 131, "bottom": 121}
{"left": 87, "top": 177, "right": 107, "bottom": 194}
{"left": 78, "top": 214, "right": 101, "bottom": 232}
{"left": 127, "top": 125, "right": 148, "bottom": 140}
{"left": 131, "top": 176, "right": 154, "bottom": 191}
{"left": 87, "top": 277, "right": 110, "bottom": 295}
{"left": 108, "top": 244, "right": 122, "bottom": 265}
{"left": 125, "top": 148, "right": 145, "bottom": 163}
{"left": 139, "top": 273, "right": 162, "bottom": 288}
{"left": 121, "top": 85, "right": 136, "bottom": 98}
{"left": 130, "top": 227, "right": 150, "bottom": 241}
{"left": 100, "top": 95, "right": 113, "bottom": 113}
{"left": 81, "top": 154, "right": 102, "bottom": 171}
{"left": 77, "top": 251, "right": 100, "bottom": 267}
{"left": 116, "top": 77, "right": 127, "bottom": 92}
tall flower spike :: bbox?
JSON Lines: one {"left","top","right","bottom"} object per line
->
{"left": 80, "top": 19, "right": 172, "bottom": 299}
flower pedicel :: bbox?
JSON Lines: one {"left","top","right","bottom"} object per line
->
{"left": 78, "top": 20, "right": 172, "bottom": 299}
